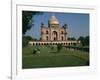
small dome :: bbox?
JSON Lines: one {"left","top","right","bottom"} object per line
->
{"left": 49, "top": 16, "right": 59, "bottom": 25}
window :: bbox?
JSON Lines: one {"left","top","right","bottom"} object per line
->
{"left": 53, "top": 31, "right": 57, "bottom": 35}
{"left": 61, "top": 31, "right": 64, "bottom": 34}
{"left": 61, "top": 36, "right": 63, "bottom": 40}
{"left": 46, "top": 31, "right": 48, "bottom": 34}
{"left": 54, "top": 37, "right": 56, "bottom": 41}
{"left": 50, "top": 43, "right": 52, "bottom": 45}
{"left": 46, "top": 36, "right": 48, "bottom": 40}
{"left": 36, "top": 43, "right": 38, "bottom": 45}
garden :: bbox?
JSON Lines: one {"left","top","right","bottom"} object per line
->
{"left": 22, "top": 45, "right": 89, "bottom": 69}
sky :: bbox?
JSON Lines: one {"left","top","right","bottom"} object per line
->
{"left": 25, "top": 11, "right": 89, "bottom": 39}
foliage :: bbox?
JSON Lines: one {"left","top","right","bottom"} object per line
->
{"left": 78, "top": 36, "right": 89, "bottom": 46}
{"left": 57, "top": 43, "right": 63, "bottom": 52}
{"left": 68, "top": 37, "right": 76, "bottom": 40}
{"left": 33, "top": 47, "right": 40, "bottom": 55}
{"left": 22, "top": 36, "right": 33, "bottom": 47}
{"left": 22, "top": 11, "right": 42, "bottom": 35}
{"left": 25, "top": 36, "right": 34, "bottom": 41}
{"left": 85, "top": 36, "right": 89, "bottom": 46}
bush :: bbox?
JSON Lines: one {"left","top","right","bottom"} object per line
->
{"left": 33, "top": 47, "right": 40, "bottom": 55}
{"left": 22, "top": 37, "right": 28, "bottom": 47}
{"left": 57, "top": 44, "right": 63, "bottom": 52}
{"left": 33, "top": 48, "right": 37, "bottom": 54}
{"left": 22, "top": 36, "right": 34, "bottom": 47}
{"left": 51, "top": 46, "right": 54, "bottom": 50}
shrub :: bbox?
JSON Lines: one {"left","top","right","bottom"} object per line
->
{"left": 22, "top": 37, "right": 28, "bottom": 47}
{"left": 57, "top": 44, "right": 63, "bottom": 52}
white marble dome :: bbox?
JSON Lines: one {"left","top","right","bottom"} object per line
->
{"left": 49, "top": 15, "right": 59, "bottom": 25}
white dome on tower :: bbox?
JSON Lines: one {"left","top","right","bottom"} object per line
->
{"left": 49, "top": 15, "right": 59, "bottom": 25}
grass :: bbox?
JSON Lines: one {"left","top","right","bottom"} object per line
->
{"left": 22, "top": 45, "right": 89, "bottom": 69}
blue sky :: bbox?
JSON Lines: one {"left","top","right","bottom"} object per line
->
{"left": 25, "top": 12, "right": 89, "bottom": 39}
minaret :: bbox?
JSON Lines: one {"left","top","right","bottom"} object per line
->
{"left": 63, "top": 24, "right": 68, "bottom": 40}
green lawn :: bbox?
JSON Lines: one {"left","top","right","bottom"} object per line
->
{"left": 22, "top": 45, "right": 89, "bottom": 69}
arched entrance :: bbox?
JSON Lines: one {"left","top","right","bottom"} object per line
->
{"left": 52, "top": 31, "right": 58, "bottom": 41}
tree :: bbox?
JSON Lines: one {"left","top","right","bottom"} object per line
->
{"left": 68, "top": 37, "right": 76, "bottom": 40}
{"left": 84, "top": 36, "right": 89, "bottom": 46}
{"left": 22, "top": 36, "right": 29, "bottom": 47}
{"left": 78, "top": 36, "right": 85, "bottom": 46}
{"left": 78, "top": 36, "right": 89, "bottom": 46}
{"left": 22, "top": 11, "right": 42, "bottom": 35}
{"left": 22, "top": 36, "right": 34, "bottom": 47}
{"left": 25, "top": 36, "right": 34, "bottom": 41}
{"left": 57, "top": 43, "right": 63, "bottom": 52}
